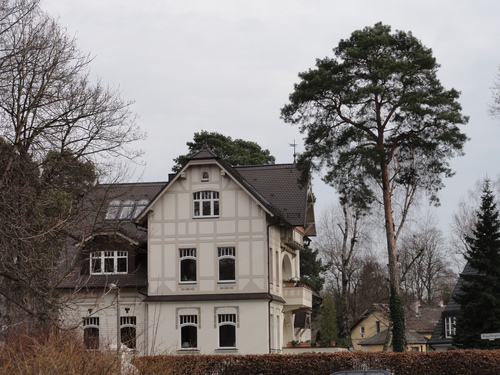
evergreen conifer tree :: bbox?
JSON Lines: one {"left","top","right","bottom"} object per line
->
{"left": 454, "top": 180, "right": 500, "bottom": 348}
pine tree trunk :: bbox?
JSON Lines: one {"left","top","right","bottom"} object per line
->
{"left": 381, "top": 162, "right": 406, "bottom": 351}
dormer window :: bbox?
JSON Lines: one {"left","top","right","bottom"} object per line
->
{"left": 201, "top": 171, "right": 209, "bottom": 182}
{"left": 105, "top": 199, "right": 149, "bottom": 220}
{"left": 90, "top": 251, "right": 128, "bottom": 274}
{"left": 193, "top": 191, "right": 219, "bottom": 217}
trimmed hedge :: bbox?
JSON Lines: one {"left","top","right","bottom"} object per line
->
{"left": 133, "top": 350, "right": 500, "bottom": 375}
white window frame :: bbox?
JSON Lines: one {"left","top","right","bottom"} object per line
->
{"left": 178, "top": 310, "right": 199, "bottom": 349}
{"left": 179, "top": 248, "right": 197, "bottom": 283}
{"left": 120, "top": 316, "right": 137, "bottom": 349}
{"left": 105, "top": 199, "right": 150, "bottom": 220}
{"left": 83, "top": 317, "right": 100, "bottom": 350}
{"left": 215, "top": 307, "right": 238, "bottom": 349}
{"left": 90, "top": 250, "right": 128, "bottom": 275}
{"left": 444, "top": 316, "right": 456, "bottom": 338}
{"left": 193, "top": 191, "right": 219, "bottom": 217}
{"left": 218, "top": 247, "right": 236, "bottom": 283}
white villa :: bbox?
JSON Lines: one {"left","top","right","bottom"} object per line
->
{"left": 58, "top": 148, "right": 316, "bottom": 355}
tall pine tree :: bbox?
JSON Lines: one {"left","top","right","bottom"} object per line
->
{"left": 454, "top": 180, "right": 500, "bottom": 348}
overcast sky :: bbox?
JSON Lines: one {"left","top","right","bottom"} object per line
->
{"left": 42, "top": 0, "right": 500, "bottom": 238}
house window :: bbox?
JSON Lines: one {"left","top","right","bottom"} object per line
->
{"left": 201, "top": 171, "right": 209, "bottom": 182}
{"left": 180, "top": 248, "right": 196, "bottom": 282}
{"left": 360, "top": 326, "right": 365, "bottom": 336}
{"left": 375, "top": 321, "right": 381, "bottom": 334}
{"left": 218, "top": 247, "right": 235, "bottom": 282}
{"left": 218, "top": 313, "right": 237, "bottom": 348}
{"left": 90, "top": 251, "right": 128, "bottom": 274}
{"left": 180, "top": 314, "right": 198, "bottom": 349}
{"left": 120, "top": 316, "right": 137, "bottom": 349}
{"left": 105, "top": 199, "right": 150, "bottom": 220}
{"left": 193, "top": 191, "right": 219, "bottom": 217}
{"left": 444, "top": 316, "right": 456, "bottom": 338}
{"left": 83, "top": 317, "right": 99, "bottom": 350}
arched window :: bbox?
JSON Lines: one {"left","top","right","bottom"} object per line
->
{"left": 178, "top": 308, "right": 199, "bottom": 349}
{"left": 120, "top": 316, "right": 137, "bottom": 349}
{"left": 83, "top": 317, "right": 99, "bottom": 350}
{"left": 216, "top": 307, "right": 238, "bottom": 348}
{"left": 218, "top": 247, "right": 235, "bottom": 282}
{"left": 180, "top": 248, "right": 196, "bottom": 282}
{"left": 201, "top": 171, "right": 209, "bottom": 182}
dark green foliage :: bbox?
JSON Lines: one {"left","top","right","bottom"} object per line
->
{"left": 317, "top": 293, "right": 338, "bottom": 346}
{"left": 300, "top": 246, "right": 326, "bottom": 293}
{"left": 390, "top": 285, "right": 407, "bottom": 352}
{"left": 454, "top": 181, "right": 500, "bottom": 349}
{"left": 281, "top": 22, "right": 468, "bottom": 353}
{"left": 281, "top": 22, "right": 468, "bottom": 208}
{"left": 0, "top": 140, "right": 97, "bottom": 325}
{"left": 173, "top": 131, "right": 276, "bottom": 172}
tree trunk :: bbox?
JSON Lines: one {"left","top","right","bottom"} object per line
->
{"left": 381, "top": 162, "right": 406, "bottom": 351}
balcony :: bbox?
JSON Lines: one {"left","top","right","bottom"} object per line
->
{"left": 282, "top": 283, "right": 313, "bottom": 312}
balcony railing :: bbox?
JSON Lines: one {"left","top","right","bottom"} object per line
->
{"left": 282, "top": 282, "right": 313, "bottom": 312}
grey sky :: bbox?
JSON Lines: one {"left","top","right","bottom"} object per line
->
{"left": 42, "top": 0, "right": 500, "bottom": 237}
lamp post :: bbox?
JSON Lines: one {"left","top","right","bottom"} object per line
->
{"left": 109, "top": 283, "right": 121, "bottom": 374}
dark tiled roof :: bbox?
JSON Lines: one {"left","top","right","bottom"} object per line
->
{"left": 57, "top": 182, "right": 165, "bottom": 290}
{"left": 234, "top": 164, "right": 308, "bottom": 227}
{"left": 359, "top": 329, "right": 427, "bottom": 346}
{"left": 428, "top": 261, "right": 476, "bottom": 347}
{"left": 406, "top": 307, "right": 443, "bottom": 333}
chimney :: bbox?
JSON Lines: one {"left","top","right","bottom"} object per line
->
{"left": 412, "top": 300, "right": 420, "bottom": 315}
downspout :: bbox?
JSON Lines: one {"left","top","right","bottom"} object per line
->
{"left": 267, "top": 220, "right": 280, "bottom": 353}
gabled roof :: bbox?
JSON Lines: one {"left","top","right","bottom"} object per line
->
{"left": 352, "top": 302, "right": 442, "bottom": 334}
{"left": 57, "top": 182, "right": 165, "bottom": 289}
{"left": 137, "top": 148, "right": 315, "bottom": 232}
{"left": 428, "top": 261, "right": 476, "bottom": 347}
{"left": 358, "top": 329, "right": 427, "bottom": 346}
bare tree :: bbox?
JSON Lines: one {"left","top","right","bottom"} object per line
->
{"left": 0, "top": 1, "right": 143, "bottom": 332}
{"left": 398, "top": 215, "right": 457, "bottom": 306}
{"left": 315, "top": 202, "right": 373, "bottom": 340}
{"left": 489, "top": 67, "right": 500, "bottom": 122}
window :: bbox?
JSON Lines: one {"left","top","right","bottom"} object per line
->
{"left": 218, "top": 313, "right": 237, "bottom": 348}
{"left": 83, "top": 317, "right": 99, "bottom": 350}
{"left": 180, "top": 248, "right": 196, "bottom": 282}
{"left": 180, "top": 314, "right": 198, "bottom": 349}
{"left": 218, "top": 247, "right": 235, "bottom": 282}
{"left": 193, "top": 191, "right": 219, "bottom": 217}
{"left": 105, "top": 199, "right": 150, "bottom": 220}
{"left": 120, "top": 316, "right": 137, "bottom": 349}
{"left": 444, "top": 316, "right": 456, "bottom": 338}
{"left": 201, "top": 171, "right": 209, "bottom": 181}
{"left": 360, "top": 326, "right": 365, "bottom": 336}
{"left": 90, "top": 251, "right": 128, "bottom": 274}
{"left": 375, "top": 321, "right": 381, "bottom": 334}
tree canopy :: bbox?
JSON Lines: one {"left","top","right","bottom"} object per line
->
{"left": 454, "top": 181, "right": 500, "bottom": 349}
{"left": 281, "top": 22, "right": 468, "bottom": 351}
{"left": 173, "top": 131, "right": 275, "bottom": 172}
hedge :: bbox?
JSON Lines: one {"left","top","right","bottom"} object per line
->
{"left": 132, "top": 350, "right": 500, "bottom": 375}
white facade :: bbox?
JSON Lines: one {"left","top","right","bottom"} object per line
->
{"left": 60, "top": 150, "right": 315, "bottom": 355}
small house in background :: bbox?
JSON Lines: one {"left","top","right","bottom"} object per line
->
{"left": 350, "top": 302, "right": 442, "bottom": 352}
{"left": 428, "top": 262, "right": 476, "bottom": 351}
{"left": 58, "top": 148, "right": 317, "bottom": 355}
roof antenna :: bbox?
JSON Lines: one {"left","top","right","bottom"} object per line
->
{"left": 289, "top": 140, "right": 297, "bottom": 163}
